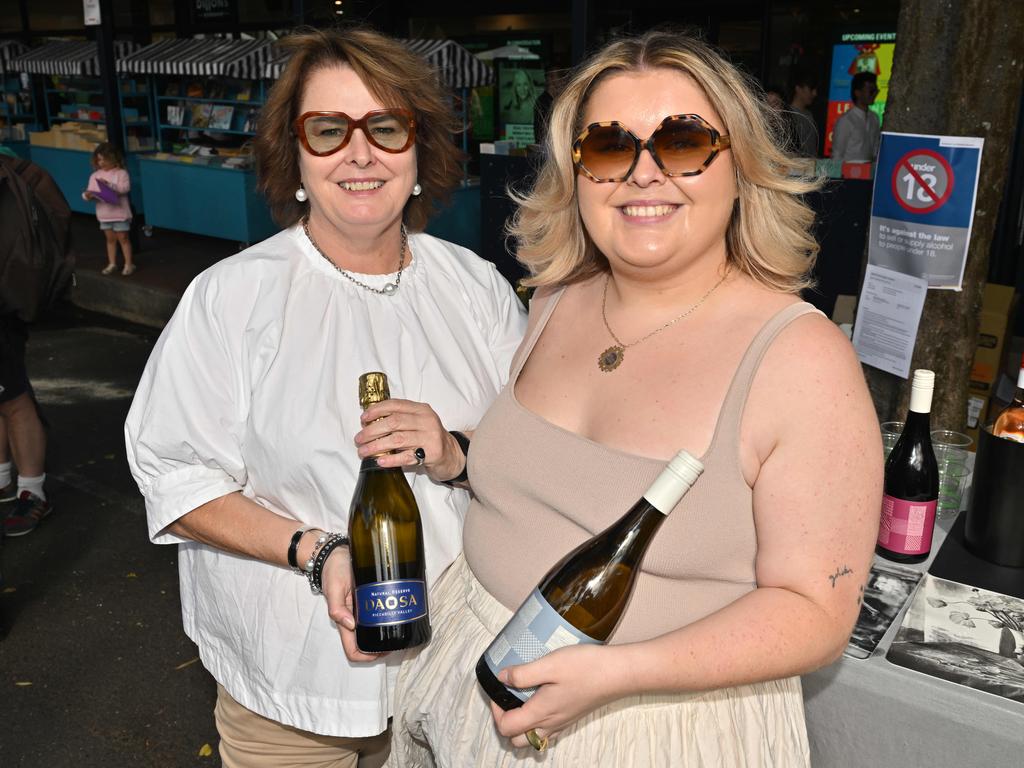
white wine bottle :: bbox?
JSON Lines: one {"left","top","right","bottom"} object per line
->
{"left": 476, "top": 450, "right": 704, "bottom": 710}
{"left": 348, "top": 372, "right": 430, "bottom": 653}
{"left": 876, "top": 369, "right": 939, "bottom": 564}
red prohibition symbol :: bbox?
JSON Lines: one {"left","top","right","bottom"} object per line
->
{"left": 891, "top": 149, "right": 954, "bottom": 214}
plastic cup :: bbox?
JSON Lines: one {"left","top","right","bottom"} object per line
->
{"left": 934, "top": 443, "right": 969, "bottom": 467}
{"left": 937, "top": 464, "right": 971, "bottom": 519}
{"left": 881, "top": 421, "right": 904, "bottom": 458}
{"left": 931, "top": 429, "right": 973, "bottom": 450}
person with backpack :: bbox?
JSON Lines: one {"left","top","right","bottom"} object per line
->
{"left": 83, "top": 142, "right": 135, "bottom": 276}
{"left": 0, "top": 153, "right": 72, "bottom": 536}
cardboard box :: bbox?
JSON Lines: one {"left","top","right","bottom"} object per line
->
{"left": 966, "top": 283, "right": 1018, "bottom": 445}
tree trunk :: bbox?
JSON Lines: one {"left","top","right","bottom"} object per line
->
{"left": 864, "top": 0, "right": 1024, "bottom": 429}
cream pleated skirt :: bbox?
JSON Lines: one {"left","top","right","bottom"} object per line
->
{"left": 388, "top": 556, "right": 810, "bottom": 768}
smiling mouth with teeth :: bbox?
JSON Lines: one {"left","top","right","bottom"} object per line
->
{"left": 621, "top": 204, "right": 678, "bottom": 217}
{"left": 339, "top": 180, "right": 384, "bottom": 191}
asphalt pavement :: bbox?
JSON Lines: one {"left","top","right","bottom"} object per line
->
{"left": 0, "top": 306, "right": 222, "bottom": 767}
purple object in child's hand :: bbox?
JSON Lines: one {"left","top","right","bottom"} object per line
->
{"left": 93, "top": 179, "right": 120, "bottom": 205}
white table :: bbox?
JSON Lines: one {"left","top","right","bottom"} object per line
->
{"left": 802, "top": 513, "right": 1024, "bottom": 766}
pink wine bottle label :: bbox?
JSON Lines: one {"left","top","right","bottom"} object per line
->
{"left": 877, "top": 495, "right": 937, "bottom": 555}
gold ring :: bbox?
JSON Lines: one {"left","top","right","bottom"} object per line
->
{"left": 526, "top": 729, "right": 548, "bottom": 752}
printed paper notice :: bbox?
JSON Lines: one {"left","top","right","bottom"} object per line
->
{"left": 852, "top": 264, "right": 928, "bottom": 379}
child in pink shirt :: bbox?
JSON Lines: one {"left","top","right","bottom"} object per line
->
{"left": 83, "top": 142, "right": 135, "bottom": 276}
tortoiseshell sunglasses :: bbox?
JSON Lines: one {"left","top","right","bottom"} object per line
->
{"left": 572, "top": 114, "right": 731, "bottom": 182}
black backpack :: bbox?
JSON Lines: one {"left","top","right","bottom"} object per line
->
{"left": 0, "top": 157, "right": 75, "bottom": 323}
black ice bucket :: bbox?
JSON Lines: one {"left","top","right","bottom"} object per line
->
{"left": 965, "top": 426, "right": 1024, "bottom": 568}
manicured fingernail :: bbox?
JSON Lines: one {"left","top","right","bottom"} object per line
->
{"left": 342, "top": 616, "right": 355, "bottom": 630}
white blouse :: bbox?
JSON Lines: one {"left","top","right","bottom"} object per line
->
{"left": 125, "top": 226, "right": 527, "bottom": 737}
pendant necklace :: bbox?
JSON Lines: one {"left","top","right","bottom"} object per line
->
{"left": 303, "top": 218, "right": 408, "bottom": 296}
{"left": 598, "top": 270, "right": 729, "bottom": 372}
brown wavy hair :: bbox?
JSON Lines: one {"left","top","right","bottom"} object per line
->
{"left": 512, "top": 28, "right": 821, "bottom": 293}
{"left": 256, "top": 26, "right": 464, "bottom": 232}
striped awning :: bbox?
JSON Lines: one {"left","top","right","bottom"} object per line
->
{"left": 0, "top": 40, "right": 29, "bottom": 73}
{"left": 117, "top": 38, "right": 275, "bottom": 80}
{"left": 263, "top": 38, "right": 493, "bottom": 90}
{"left": 9, "top": 40, "right": 137, "bottom": 77}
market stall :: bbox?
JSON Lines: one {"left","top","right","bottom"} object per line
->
{"left": 11, "top": 40, "right": 143, "bottom": 215}
{"left": 118, "top": 37, "right": 276, "bottom": 243}
{"left": 264, "top": 38, "right": 493, "bottom": 251}
{"left": 0, "top": 40, "right": 35, "bottom": 158}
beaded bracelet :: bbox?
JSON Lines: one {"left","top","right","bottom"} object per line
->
{"left": 308, "top": 533, "right": 350, "bottom": 595}
{"left": 304, "top": 532, "right": 331, "bottom": 575}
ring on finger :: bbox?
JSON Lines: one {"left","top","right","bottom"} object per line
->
{"left": 414, "top": 447, "right": 426, "bottom": 466}
{"left": 526, "top": 729, "right": 548, "bottom": 752}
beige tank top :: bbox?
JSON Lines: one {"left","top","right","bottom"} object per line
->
{"left": 463, "top": 289, "right": 820, "bottom": 644}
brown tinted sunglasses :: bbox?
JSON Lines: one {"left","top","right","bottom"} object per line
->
{"left": 572, "top": 114, "right": 730, "bottom": 182}
{"left": 293, "top": 109, "right": 417, "bottom": 157}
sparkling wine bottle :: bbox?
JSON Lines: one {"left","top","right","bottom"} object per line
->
{"left": 876, "top": 369, "right": 939, "bottom": 564}
{"left": 476, "top": 450, "right": 704, "bottom": 710}
{"left": 992, "top": 354, "right": 1024, "bottom": 444}
{"left": 347, "top": 372, "right": 430, "bottom": 652}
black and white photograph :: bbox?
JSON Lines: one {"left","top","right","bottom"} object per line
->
{"left": 845, "top": 561, "right": 922, "bottom": 659}
{"left": 886, "top": 575, "right": 1024, "bottom": 703}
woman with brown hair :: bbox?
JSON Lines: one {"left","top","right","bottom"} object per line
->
{"left": 124, "top": 27, "right": 525, "bottom": 767}
{"left": 389, "top": 28, "right": 881, "bottom": 766}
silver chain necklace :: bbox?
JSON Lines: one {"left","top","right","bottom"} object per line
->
{"left": 597, "top": 271, "right": 728, "bottom": 372}
{"left": 303, "top": 218, "right": 408, "bottom": 296}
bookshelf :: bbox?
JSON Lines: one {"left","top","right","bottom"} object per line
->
{"left": 0, "top": 72, "right": 38, "bottom": 153}
{"left": 155, "top": 76, "right": 264, "bottom": 165}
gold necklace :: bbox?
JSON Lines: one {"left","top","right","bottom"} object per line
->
{"left": 597, "top": 271, "right": 728, "bottom": 372}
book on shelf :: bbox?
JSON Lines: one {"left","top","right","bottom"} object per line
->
{"left": 190, "top": 103, "right": 213, "bottom": 129}
{"left": 209, "top": 105, "right": 234, "bottom": 130}
{"left": 164, "top": 82, "right": 181, "bottom": 97}
{"left": 241, "top": 109, "right": 259, "bottom": 133}
{"left": 234, "top": 85, "right": 251, "bottom": 102}
{"left": 167, "top": 105, "right": 185, "bottom": 126}
{"left": 186, "top": 81, "right": 204, "bottom": 98}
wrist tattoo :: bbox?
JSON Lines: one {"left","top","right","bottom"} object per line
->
{"left": 828, "top": 564, "right": 853, "bottom": 588}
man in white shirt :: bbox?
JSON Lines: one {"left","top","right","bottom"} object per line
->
{"left": 831, "top": 72, "right": 881, "bottom": 163}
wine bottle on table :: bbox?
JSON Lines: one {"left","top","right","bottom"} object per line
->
{"left": 992, "top": 354, "right": 1024, "bottom": 444}
{"left": 476, "top": 450, "right": 704, "bottom": 710}
{"left": 876, "top": 369, "right": 939, "bottom": 564}
{"left": 348, "top": 372, "right": 431, "bottom": 653}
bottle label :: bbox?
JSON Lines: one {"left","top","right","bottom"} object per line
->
{"left": 354, "top": 579, "right": 427, "bottom": 627}
{"left": 482, "top": 589, "right": 600, "bottom": 703}
{"left": 877, "top": 495, "right": 937, "bottom": 555}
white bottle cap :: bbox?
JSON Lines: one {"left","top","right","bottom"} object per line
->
{"left": 644, "top": 450, "right": 704, "bottom": 514}
{"left": 909, "top": 369, "right": 935, "bottom": 414}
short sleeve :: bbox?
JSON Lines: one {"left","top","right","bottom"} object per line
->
{"left": 124, "top": 273, "right": 256, "bottom": 544}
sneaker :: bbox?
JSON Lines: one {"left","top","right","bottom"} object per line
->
{"left": 101, "top": 264, "right": 117, "bottom": 275}
{"left": 4, "top": 491, "right": 52, "bottom": 537}
{"left": 0, "top": 481, "right": 15, "bottom": 503}
{"left": 122, "top": 264, "right": 136, "bottom": 276}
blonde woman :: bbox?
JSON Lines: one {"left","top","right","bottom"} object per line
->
{"left": 389, "top": 29, "right": 881, "bottom": 767}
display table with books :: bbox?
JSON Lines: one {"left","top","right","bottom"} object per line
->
{"left": 802, "top": 506, "right": 1024, "bottom": 767}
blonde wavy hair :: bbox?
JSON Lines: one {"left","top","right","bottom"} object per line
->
{"left": 512, "top": 29, "right": 821, "bottom": 293}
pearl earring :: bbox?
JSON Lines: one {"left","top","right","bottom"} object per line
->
{"left": 411, "top": 183, "right": 422, "bottom": 197}
{"left": 295, "top": 186, "right": 308, "bottom": 202}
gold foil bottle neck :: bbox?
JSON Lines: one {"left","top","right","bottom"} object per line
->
{"left": 358, "top": 372, "right": 391, "bottom": 410}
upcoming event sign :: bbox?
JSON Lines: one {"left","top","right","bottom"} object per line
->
{"left": 868, "top": 132, "right": 984, "bottom": 290}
